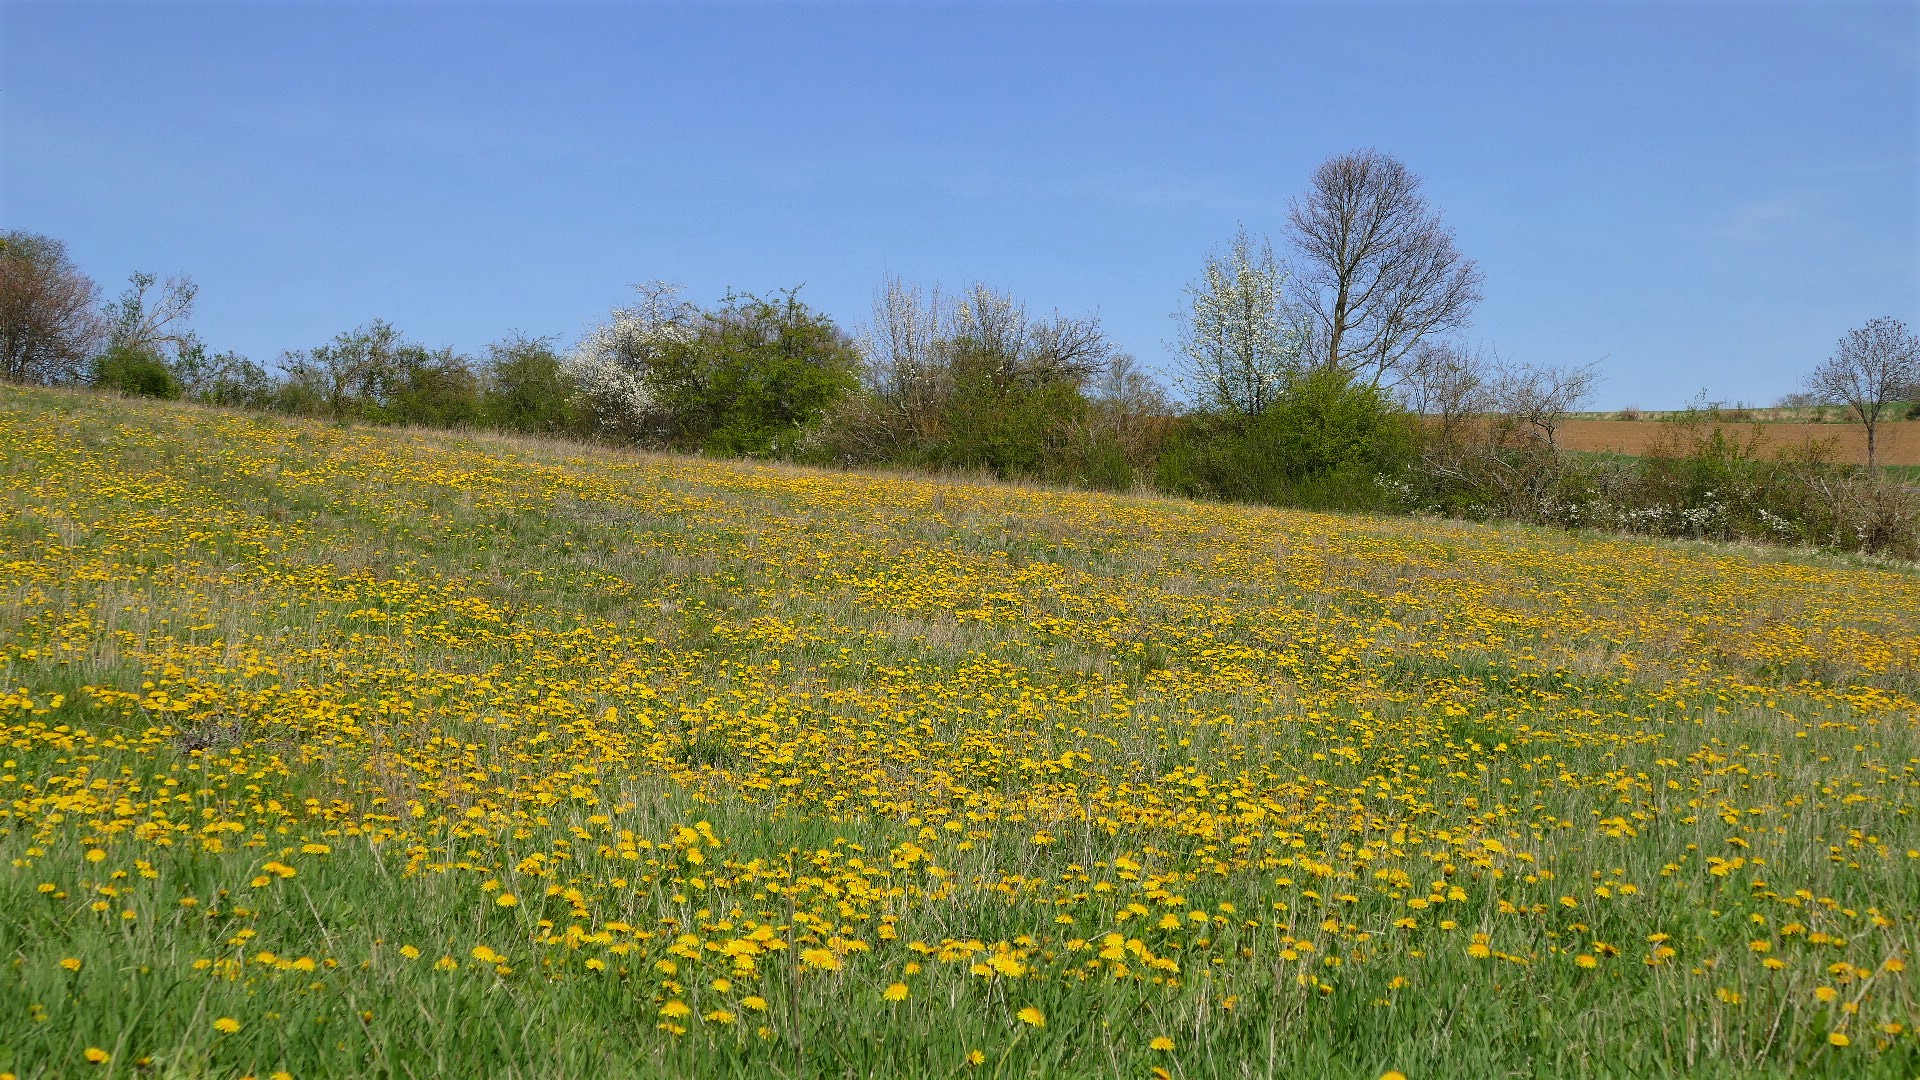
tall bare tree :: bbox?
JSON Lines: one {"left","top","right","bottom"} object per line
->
{"left": 0, "top": 231, "right": 103, "bottom": 385}
{"left": 1804, "top": 316, "right": 1919, "bottom": 467}
{"left": 1287, "top": 149, "right": 1482, "bottom": 386}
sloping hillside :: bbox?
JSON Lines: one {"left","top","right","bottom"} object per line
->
{"left": 2, "top": 387, "right": 1916, "bottom": 1078}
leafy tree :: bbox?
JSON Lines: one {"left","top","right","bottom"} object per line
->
{"left": 379, "top": 346, "right": 481, "bottom": 428}
{"left": 0, "top": 231, "right": 102, "bottom": 385}
{"left": 1261, "top": 366, "right": 1415, "bottom": 479}
{"left": 1159, "top": 367, "right": 1413, "bottom": 508}
{"left": 90, "top": 343, "right": 181, "bottom": 399}
{"left": 279, "top": 320, "right": 406, "bottom": 419}
{"left": 275, "top": 321, "right": 479, "bottom": 425}
{"left": 932, "top": 336, "right": 1089, "bottom": 478}
{"left": 173, "top": 343, "right": 275, "bottom": 409}
{"left": 480, "top": 333, "right": 581, "bottom": 435}
{"left": 648, "top": 289, "right": 862, "bottom": 457}
{"left": 840, "top": 277, "right": 1139, "bottom": 478}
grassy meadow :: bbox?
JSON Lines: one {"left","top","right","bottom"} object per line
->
{"left": 1, "top": 385, "right": 1916, "bottom": 1079}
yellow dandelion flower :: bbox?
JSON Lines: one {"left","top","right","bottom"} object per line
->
{"left": 84, "top": 1048, "right": 110, "bottom": 1064}
{"left": 1016, "top": 1006, "right": 1045, "bottom": 1028}
{"left": 495, "top": 893, "right": 518, "bottom": 907}
{"left": 800, "top": 947, "right": 842, "bottom": 972}
{"left": 883, "top": 982, "right": 909, "bottom": 1002}
{"left": 213, "top": 1017, "right": 241, "bottom": 1034}
{"left": 660, "top": 1000, "right": 692, "bottom": 1019}
{"left": 59, "top": 958, "right": 82, "bottom": 972}
{"left": 1827, "top": 1032, "right": 1850, "bottom": 1047}
{"left": 1149, "top": 1036, "right": 1175, "bottom": 1051}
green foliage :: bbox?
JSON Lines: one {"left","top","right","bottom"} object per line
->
{"left": 376, "top": 347, "right": 482, "bottom": 429}
{"left": 1397, "top": 404, "right": 1920, "bottom": 559}
{"left": 1157, "top": 367, "right": 1414, "bottom": 509}
{"left": 89, "top": 344, "right": 181, "bottom": 399}
{"left": 647, "top": 290, "right": 861, "bottom": 457}
{"left": 926, "top": 341, "right": 1090, "bottom": 479}
{"left": 274, "top": 321, "right": 483, "bottom": 428}
{"left": 480, "top": 333, "right": 582, "bottom": 436}
{"left": 169, "top": 342, "right": 274, "bottom": 409}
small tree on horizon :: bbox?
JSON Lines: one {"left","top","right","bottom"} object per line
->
{"left": 1804, "top": 316, "right": 1919, "bottom": 467}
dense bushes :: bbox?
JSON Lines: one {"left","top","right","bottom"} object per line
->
{"left": 1396, "top": 405, "right": 1920, "bottom": 560}
{"left": 1158, "top": 368, "right": 1415, "bottom": 510}
{"left": 3, "top": 222, "right": 1914, "bottom": 560}
{"left": 649, "top": 291, "right": 862, "bottom": 457}
{"left": 89, "top": 344, "right": 180, "bottom": 399}
{"left": 805, "top": 280, "right": 1160, "bottom": 490}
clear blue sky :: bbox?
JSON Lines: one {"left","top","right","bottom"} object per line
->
{"left": 5, "top": 2, "right": 1914, "bottom": 407}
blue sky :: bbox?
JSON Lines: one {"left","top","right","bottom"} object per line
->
{"left": 5, "top": 1, "right": 1914, "bottom": 407}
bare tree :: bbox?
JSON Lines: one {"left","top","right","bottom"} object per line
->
{"left": 1399, "top": 340, "right": 1491, "bottom": 447}
{"left": 861, "top": 278, "right": 1114, "bottom": 395}
{"left": 1287, "top": 149, "right": 1482, "bottom": 386}
{"left": 951, "top": 282, "right": 1114, "bottom": 387}
{"left": 101, "top": 271, "right": 201, "bottom": 361}
{"left": 0, "top": 231, "right": 103, "bottom": 385}
{"left": 1804, "top": 316, "right": 1919, "bottom": 467}
{"left": 1487, "top": 359, "right": 1601, "bottom": 450}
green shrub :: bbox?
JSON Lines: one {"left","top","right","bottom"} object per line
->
{"left": 89, "top": 345, "right": 180, "bottom": 399}
{"left": 374, "top": 347, "right": 482, "bottom": 428}
{"left": 647, "top": 290, "right": 861, "bottom": 458}
{"left": 1157, "top": 368, "right": 1414, "bottom": 509}
{"left": 480, "top": 334, "right": 583, "bottom": 436}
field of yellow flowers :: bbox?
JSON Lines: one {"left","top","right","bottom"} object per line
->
{"left": 1, "top": 386, "right": 1916, "bottom": 1079}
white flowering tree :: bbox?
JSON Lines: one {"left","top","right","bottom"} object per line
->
{"left": 563, "top": 281, "right": 696, "bottom": 440}
{"left": 1173, "top": 228, "right": 1310, "bottom": 415}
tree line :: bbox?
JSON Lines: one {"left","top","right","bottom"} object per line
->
{"left": 4, "top": 149, "right": 1917, "bottom": 556}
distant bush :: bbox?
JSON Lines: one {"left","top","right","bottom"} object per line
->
{"left": 564, "top": 286, "right": 859, "bottom": 456}
{"left": 1158, "top": 367, "right": 1415, "bottom": 511}
{"left": 809, "top": 278, "right": 1152, "bottom": 488}
{"left": 479, "top": 334, "right": 583, "bottom": 437}
{"left": 650, "top": 290, "right": 862, "bottom": 458}
{"left": 1398, "top": 402, "right": 1919, "bottom": 559}
{"left": 90, "top": 345, "right": 180, "bottom": 399}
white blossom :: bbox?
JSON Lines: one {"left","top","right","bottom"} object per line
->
{"left": 563, "top": 281, "right": 695, "bottom": 438}
{"left": 1173, "top": 229, "right": 1310, "bottom": 415}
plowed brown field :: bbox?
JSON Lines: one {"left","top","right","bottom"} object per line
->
{"left": 1559, "top": 419, "right": 1920, "bottom": 465}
